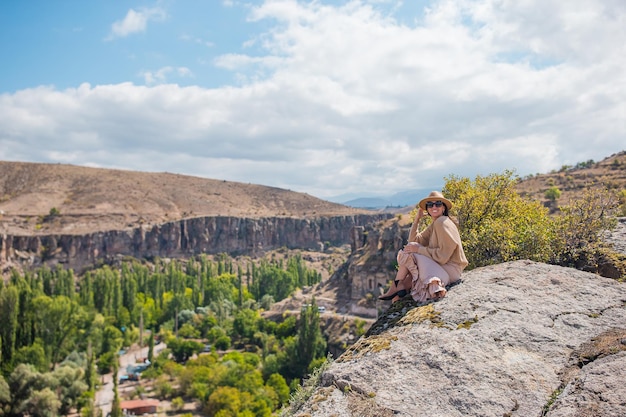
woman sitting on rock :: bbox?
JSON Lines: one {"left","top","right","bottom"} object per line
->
{"left": 379, "top": 191, "right": 468, "bottom": 303}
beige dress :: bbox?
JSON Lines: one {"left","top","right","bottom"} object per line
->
{"left": 398, "top": 215, "right": 468, "bottom": 302}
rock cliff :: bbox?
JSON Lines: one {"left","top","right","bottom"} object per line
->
{"left": 0, "top": 213, "right": 391, "bottom": 274}
{"left": 288, "top": 260, "right": 626, "bottom": 417}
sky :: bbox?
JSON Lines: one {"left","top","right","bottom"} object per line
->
{"left": 1, "top": 0, "right": 624, "bottom": 203}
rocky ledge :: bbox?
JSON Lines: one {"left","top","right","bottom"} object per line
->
{"left": 288, "top": 260, "right": 626, "bottom": 417}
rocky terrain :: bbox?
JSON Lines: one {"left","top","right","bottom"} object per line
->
{"left": 287, "top": 260, "right": 626, "bottom": 417}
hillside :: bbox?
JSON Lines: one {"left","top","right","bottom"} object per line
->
{"left": 515, "top": 150, "right": 626, "bottom": 208}
{"left": 0, "top": 161, "right": 373, "bottom": 235}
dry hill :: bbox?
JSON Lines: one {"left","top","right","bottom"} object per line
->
{"left": 0, "top": 161, "right": 373, "bottom": 235}
{"left": 1, "top": 151, "right": 624, "bottom": 236}
{"left": 515, "top": 150, "right": 626, "bottom": 208}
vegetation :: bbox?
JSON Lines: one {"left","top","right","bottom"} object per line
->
{"left": 278, "top": 355, "right": 333, "bottom": 417}
{"left": 545, "top": 186, "right": 561, "bottom": 202}
{"left": 0, "top": 253, "right": 326, "bottom": 416}
{"left": 442, "top": 170, "right": 620, "bottom": 273}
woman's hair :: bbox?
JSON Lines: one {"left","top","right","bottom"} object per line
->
{"left": 442, "top": 206, "right": 461, "bottom": 227}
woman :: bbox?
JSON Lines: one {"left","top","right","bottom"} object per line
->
{"left": 379, "top": 191, "right": 468, "bottom": 303}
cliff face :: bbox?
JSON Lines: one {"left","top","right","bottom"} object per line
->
{"left": 0, "top": 213, "right": 391, "bottom": 274}
{"left": 348, "top": 219, "right": 408, "bottom": 302}
{"left": 288, "top": 260, "right": 626, "bottom": 417}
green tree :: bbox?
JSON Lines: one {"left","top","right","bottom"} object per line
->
{"left": 13, "top": 272, "right": 38, "bottom": 353}
{"left": 13, "top": 341, "right": 48, "bottom": 372}
{"left": 214, "top": 335, "right": 232, "bottom": 351}
{"left": 7, "top": 364, "right": 42, "bottom": 415}
{"left": 52, "top": 364, "right": 89, "bottom": 415}
{"left": 281, "top": 300, "right": 327, "bottom": 380}
{"left": 84, "top": 341, "right": 97, "bottom": 392}
{"left": 23, "top": 387, "right": 60, "bottom": 417}
{"left": 545, "top": 186, "right": 562, "bottom": 201}
{"left": 78, "top": 395, "right": 99, "bottom": 417}
{"left": 233, "top": 309, "right": 260, "bottom": 343}
{"left": 0, "top": 374, "right": 10, "bottom": 414}
{"left": 147, "top": 330, "right": 155, "bottom": 364}
{"left": 0, "top": 285, "right": 19, "bottom": 368}
{"left": 96, "top": 351, "right": 116, "bottom": 375}
{"left": 101, "top": 325, "right": 124, "bottom": 356}
{"left": 167, "top": 338, "right": 204, "bottom": 363}
{"left": 204, "top": 386, "right": 241, "bottom": 417}
{"left": 275, "top": 315, "right": 297, "bottom": 339}
{"left": 32, "top": 295, "right": 89, "bottom": 368}
{"left": 444, "top": 171, "right": 620, "bottom": 274}
{"left": 110, "top": 363, "right": 122, "bottom": 417}
{"left": 171, "top": 397, "right": 185, "bottom": 411}
{"left": 266, "top": 373, "right": 290, "bottom": 407}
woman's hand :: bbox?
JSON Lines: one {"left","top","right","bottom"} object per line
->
{"left": 404, "top": 242, "right": 420, "bottom": 252}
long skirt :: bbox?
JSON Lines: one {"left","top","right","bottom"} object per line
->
{"left": 397, "top": 250, "right": 461, "bottom": 302}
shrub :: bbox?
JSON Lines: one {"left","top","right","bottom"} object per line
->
{"left": 214, "top": 335, "right": 231, "bottom": 351}
{"left": 96, "top": 351, "right": 116, "bottom": 374}
{"left": 444, "top": 171, "right": 620, "bottom": 275}
{"left": 171, "top": 396, "right": 185, "bottom": 411}
{"left": 545, "top": 186, "right": 562, "bottom": 201}
{"left": 444, "top": 170, "right": 555, "bottom": 268}
{"left": 618, "top": 190, "right": 626, "bottom": 216}
{"left": 548, "top": 188, "right": 618, "bottom": 270}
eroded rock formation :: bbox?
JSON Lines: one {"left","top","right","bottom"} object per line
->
{"left": 0, "top": 214, "right": 391, "bottom": 274}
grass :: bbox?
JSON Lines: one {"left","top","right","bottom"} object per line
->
{"left": 279, "top": 355, "right": 334, "bottom": 417}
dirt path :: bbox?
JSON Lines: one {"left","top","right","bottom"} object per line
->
{"left": 95, "top": 342, "right": 166, "bottom": 416}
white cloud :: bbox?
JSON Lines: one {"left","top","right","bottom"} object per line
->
{"left": 140, "top": 67, "right": 193, "bottom": 85}
{"left": 2, "top": 0, "right": 625, "bottom": 200}
{"left": 179, "top": 34, "right": 215, "bottom": 47}
{"left": 106, "top": 7, "right": 166, "bottom": 40}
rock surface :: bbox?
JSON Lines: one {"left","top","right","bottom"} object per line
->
{"left": 605, "top": 217, "right": 626, "bottom": 255}
{"left": 289, "top": 260, "right": 626, "bottom": 417}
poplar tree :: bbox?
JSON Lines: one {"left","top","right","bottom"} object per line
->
{"left": 294, "top": 298, "right": 326, "bottom": 377}
{"left": 110, "top": 361, "right": 122, "bottom": 417}
{"left": 147, "top": 330, "right": 155, "bottom": 364}
{"left": 0, "top": 286, "right": 19, "bottom": 366}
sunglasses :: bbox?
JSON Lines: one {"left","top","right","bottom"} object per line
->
{"left": 425, "top": 201, "right": 444, "bottom": 208}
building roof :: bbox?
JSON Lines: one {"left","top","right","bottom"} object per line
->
{"left": 120, "top": 399, "right": 160, "bottom": 409}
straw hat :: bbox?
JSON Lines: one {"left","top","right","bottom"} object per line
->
{"left": 418, "top": 191, "right": 453, "bottom": 210}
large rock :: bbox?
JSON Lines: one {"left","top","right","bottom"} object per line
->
{"left": 289, "top": 260, "right": 626, "bottom": 417}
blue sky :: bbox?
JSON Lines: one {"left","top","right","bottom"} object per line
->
{"left": 0, "top": 1, "right": 269, "bottom": 90}
{"left": 1, "top": 0, "right": 624, "bottom": 202}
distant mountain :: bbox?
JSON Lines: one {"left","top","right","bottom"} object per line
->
{"left": 338, "top": 188, "right": 436, "bottom": 209}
